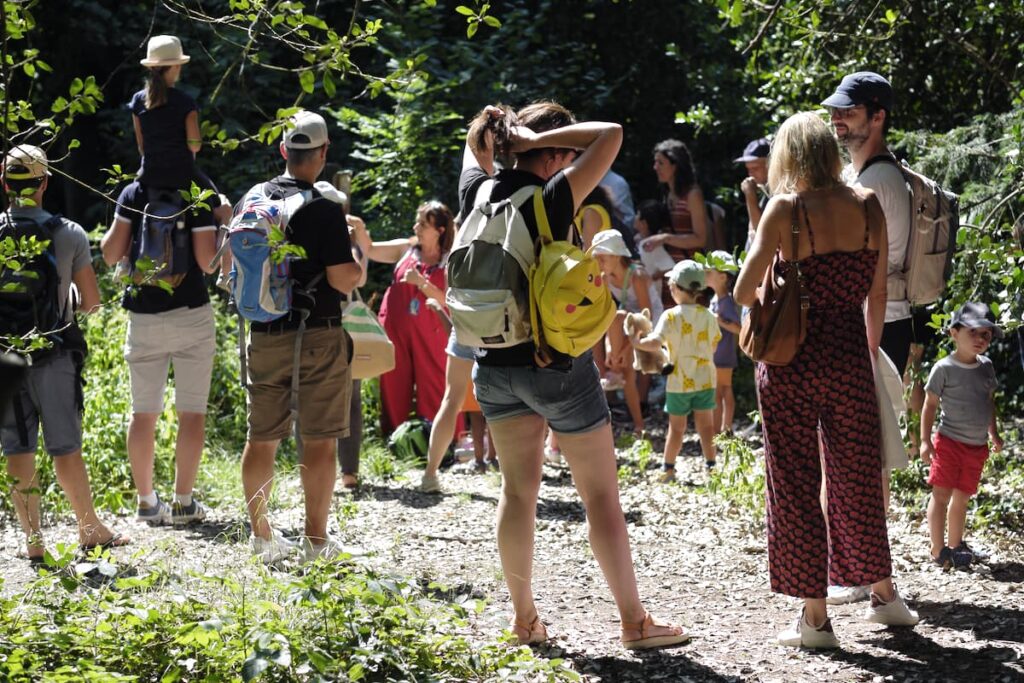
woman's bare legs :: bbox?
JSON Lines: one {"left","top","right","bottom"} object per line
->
{"left": 558, "top": 422, "right": 682, "bottom": 638}
{"left": 488, "top": 413, "right": 547, "bottom": 625}
{"left": 423, "top": 355, "right": 473, "bottom": 480}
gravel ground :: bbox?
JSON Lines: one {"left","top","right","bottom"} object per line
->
{"left": 2, "top": 418, "right": 1022, "bottom": 682}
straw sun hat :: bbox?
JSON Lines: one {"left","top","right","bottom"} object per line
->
{"left": 140, "top": 35, "right": 190, "bottom": 67}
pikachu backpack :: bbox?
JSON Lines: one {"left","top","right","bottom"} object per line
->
{"left": 529, "top": 190, "right": 617, "bottom": 364}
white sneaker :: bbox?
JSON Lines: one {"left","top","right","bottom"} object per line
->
{"left": 419, "top": 474, "right": 441, "bottom": 493}
{"left": 777, "top": 609, "right": 840, "bottom": 649}
{"left": 544, "top": 446, "right": 563, "bottom": 466}
{"left": 302, "top": 535, "right": 362, "bottom": 563}
{"left": 251, "top": 528, "right": 298, "bottom": 565}
{"left": 863, "top": 586, "right": 919, "bottom": 626}
{"left": 826, "top": 584, "right": 870, "bottom": 605}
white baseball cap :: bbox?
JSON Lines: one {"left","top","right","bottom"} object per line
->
{"left": 284, "top": 110, "right": 329, "bottom": 149}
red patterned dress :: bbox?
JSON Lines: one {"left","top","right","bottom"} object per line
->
{"left": 755, "top": 200, "right": 892, "bottom": 598}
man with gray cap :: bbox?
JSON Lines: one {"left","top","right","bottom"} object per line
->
{"left": 1, "top": 144, "right": 126, "bottom": 561}
{"left": 734, "top": 137, "right": 770, "bottom": 250}
{"left": 238, "top": 110, "right": 363, "bottom": 564}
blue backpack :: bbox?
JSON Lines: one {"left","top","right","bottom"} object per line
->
{"left": 228, "top": 182, "right": 317, "bottom": 322}
{"left": 131, "top": 187, "right": 192, "bottom": 287}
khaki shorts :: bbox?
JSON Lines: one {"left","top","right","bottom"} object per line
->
{"left": 125, "top": 305, "right": 216, "bottom": 414}
{"left": 246, "top": 326, "right": 353, "bottom": 441}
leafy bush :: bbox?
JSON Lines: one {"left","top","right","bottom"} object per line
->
{"left": 0, "top": 557, "right": 579, "bottom": 682}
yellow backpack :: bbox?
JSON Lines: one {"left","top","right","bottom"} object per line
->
{"left": 528, "top": 191, "right": 617, "bottom": 362}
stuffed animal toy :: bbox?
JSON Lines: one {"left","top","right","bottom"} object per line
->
{"left": 623, "top": 308, "right": 674, "bottom": 376}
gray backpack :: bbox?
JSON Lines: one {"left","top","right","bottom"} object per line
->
{"left": 861, "top": 155, "right": 959, "bottom": 306}
{"left": 446, "top": 180, "right": 539, "bottom": 347}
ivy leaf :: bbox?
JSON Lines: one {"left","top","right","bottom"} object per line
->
{"left": 241, "top": 656, "right": 269, "bottom": 681}
{"left": 299, "top": 70, "right": 315, "bottom": 94}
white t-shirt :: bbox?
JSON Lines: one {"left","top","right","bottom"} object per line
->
{"left": 843, "top": 160, "right": 912, "bottom": 322}
{"left": 652, "top": 304, "right": 720, "bottom": 394}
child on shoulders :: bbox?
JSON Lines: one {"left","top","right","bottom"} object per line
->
{"left": 631, "top": 260, "right": 720, "bottom": 481}
{"left": 920, "top": 302, "right": 1003, "bottom": 569}
{"left": 132, "top": 35, "right": 229, "bottom": 224}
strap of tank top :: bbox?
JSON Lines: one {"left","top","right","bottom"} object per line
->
{"left": 798, "top": 196, "right": 815, "bottom": 258}
{"left": 620, "top": 262, "right": 637, "bottom": 310}
{"left": 862, "top": 197, "right": 870, "bottom": 248}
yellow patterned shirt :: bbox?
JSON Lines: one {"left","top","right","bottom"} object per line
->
{"left": 652, "top": 304, "right": 721, "bottom": 394}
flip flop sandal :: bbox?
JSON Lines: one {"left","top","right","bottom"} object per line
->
{"left": 79, "top": 532, "right": 130, "bottom": 552}
{"left": 511, "top": 613, "right": 549, "bottom": 645}
{"left": 621, "top": 612, "right": 690, "bottom": 650}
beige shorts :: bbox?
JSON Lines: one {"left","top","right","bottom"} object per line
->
{"left": 246, "top": 325, "right": 353, "bottom": 442}
{"left": 125, "top": 305, "right": 216, "bottom": 414}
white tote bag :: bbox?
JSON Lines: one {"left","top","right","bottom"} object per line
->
{"left": 342, "top": 290, "right": 396, "bottom": 380}
{"left": 875, "top": 349, "right": 909, "bottom": 471}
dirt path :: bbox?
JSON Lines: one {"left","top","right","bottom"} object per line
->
{"left": 2, "top": 437, "right": 1022, "bottom": 682}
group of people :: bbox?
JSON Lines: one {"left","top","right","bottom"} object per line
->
{"left": 0, "top": 30, "right": 1004, "bottom": 651}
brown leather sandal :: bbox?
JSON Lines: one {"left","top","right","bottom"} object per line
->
{"left": 511, "top": 613, "right": 549, "bottom": 645}
{"left": 620, "top": 612, "right": 689, "bottom": 650}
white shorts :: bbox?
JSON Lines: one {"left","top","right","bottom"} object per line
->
{"left": 124, "top": 304, "right": 216, "bottom": 414}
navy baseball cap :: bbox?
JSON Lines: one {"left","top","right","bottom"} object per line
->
{"left": 733, "top": 137, "right": 770, "bottom": 163}
{"left": 950, "top": 302, "right": 1003, "bottom": 339}
{"left": 821, "top": 71, "right": 894, "bottom": 111}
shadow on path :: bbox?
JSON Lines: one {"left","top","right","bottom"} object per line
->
{"left": 563, "top": 649, "right": 742, "bottom": 683}
{"left": 835, "top": 628, "right": 1021, "bottom": 683}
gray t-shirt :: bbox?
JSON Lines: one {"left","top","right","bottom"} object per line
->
{"left": 843, "top": 160, "right": 911, "bottom": 323}
{"left": 9, "top": 206, "right": 92, "bottom": 323}
{"left": 925, "top": 354, "right": 997, "bottom": 446}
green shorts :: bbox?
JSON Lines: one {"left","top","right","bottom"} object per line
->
{"left": 665, "top": 388, "right": 715, "bottom": 416}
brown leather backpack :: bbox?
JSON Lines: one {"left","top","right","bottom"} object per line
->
{"left": 739, "top": 198, "right": 810, "bottom": 365}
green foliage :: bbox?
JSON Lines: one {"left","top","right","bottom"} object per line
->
{"left": 705, "top": 433, "right": 765, "bottom": 521}
{"left": 616, "top": 435, "right": 656, "bottom": 482}
{"left": 0, "top": 558, "right": 579, "bottom": 681}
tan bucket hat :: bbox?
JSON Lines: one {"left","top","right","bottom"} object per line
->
{"left": 140, "top": 35, "right": 190, "bottom": 67}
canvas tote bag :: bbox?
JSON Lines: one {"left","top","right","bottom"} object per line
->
{"left": 343, "top": 290, "right": 396, "bottom": 380}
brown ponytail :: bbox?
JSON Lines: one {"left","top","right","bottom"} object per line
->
{"left": 144, "top": 67, "right": 170, "bottom": 109}
{"left": 468, "top": 104, "right": 517, "bottom": 161}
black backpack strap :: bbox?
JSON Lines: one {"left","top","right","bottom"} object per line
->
{"left": 858, "top": 153, "right": 898, "bottom": 177}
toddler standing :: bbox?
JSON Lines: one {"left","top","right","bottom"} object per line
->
{"left": 920, "top": 302, "right": 1003, "bottom": 569}
{"left": 705, "top": 250, "right": 740, "bottom": 435}
{"left": 632, "top": 260, "right": 720, "bottom": 481}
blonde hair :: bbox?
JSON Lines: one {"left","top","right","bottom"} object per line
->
{"left": 768, "top": 112, "right": 843, "bottom": 194}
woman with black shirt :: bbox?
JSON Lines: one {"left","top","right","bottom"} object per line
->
{"left": 459, "top": 103, "right": 686, "bottom": 650}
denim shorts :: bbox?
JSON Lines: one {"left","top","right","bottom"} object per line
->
{"left": 472, "top": 351, "right": 609, "bottom": 435}
{"left": 446, "top": 329, "right": 475, "bottom": 361}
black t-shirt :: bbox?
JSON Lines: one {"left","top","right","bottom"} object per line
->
{"left": 458, "top": 166, "right": 575, "bottom": 367}
{"left": 115, "top": 181, "right": 215, "bottom": 314}
{"left": 250, "top": 176, "right": 354, "bottom": 331}
{"left": 130, "top": 87, "right": 198, "bottom": 189}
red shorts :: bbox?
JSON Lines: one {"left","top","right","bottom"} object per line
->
{"left": 928, "top": 432, "right": 989, "bottom": 495}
